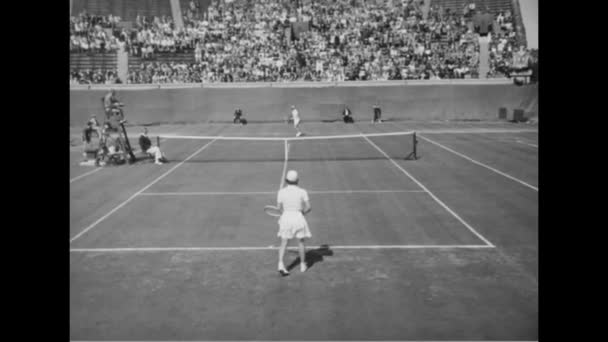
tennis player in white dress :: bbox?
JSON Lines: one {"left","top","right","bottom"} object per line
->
{"left": 291, "top": 105, "right": 303, "bottom": 137}
{"left": 276, "top": 170, "right": 311, "bottom": 275}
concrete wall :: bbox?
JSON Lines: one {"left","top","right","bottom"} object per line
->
{"left": 517, "top": 0, "right": 538, "bottom": 49}
{"left": 70, "top": 81, "right": 538, "bottom": 126}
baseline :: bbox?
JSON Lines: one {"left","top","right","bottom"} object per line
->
{"left": 70, "top": 167, "right": 102, "bottom": 183}
{"left": 70, "top": 244, "right": 495, "bottom": 253}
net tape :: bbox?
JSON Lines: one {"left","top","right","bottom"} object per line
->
{"left": 158, "top": 131, "right": 416, "bottom": 142}
{"left": 156, "top": 131, "right": 417, "bottom": 162}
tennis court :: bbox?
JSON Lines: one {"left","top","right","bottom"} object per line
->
{"left": 70, "top": 120, "right": 538, "bottom": 340}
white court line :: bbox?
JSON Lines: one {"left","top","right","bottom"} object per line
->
{"left": 309, "top": 189, "right": 426, "bottom": 194}
{"left": 69, "top": 138, "right": 219, "bottom": 243}
{"left": 489, "top": 136, "right": 538, "bottom": 149}
{"left": 70, "top": 244, "right": 494, "bottom": 253}
{"left": 516, "top": 140, "right": 538, "bottom": 148}
{"left": 140, "top": 191, "right": 277, "bottom": 196}
{"left": 70, "top": 167, "right": 102, "bottom": 183}
{"left": 418, "top": 134, "right": 538, "bottom": 191}
{"left": 280, "top": 139, "right": 289, "bottom": 190}
{"left": 140, "top": 190, "right": 426, "bottom": 196}
{"left": 417, "top": 128, "right": 537, "bottom": 134}
{"left": 69, "top": 138, "right": 168, "bottom": 184}
{"left": 362, "top": 135, "right": 495, "bottom": 248}
{"left": 160, "top": 130, "right": 415, "bottom": 141}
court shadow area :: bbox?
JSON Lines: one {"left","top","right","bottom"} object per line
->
{"left": 287, "top": 244, "right": 334, "bottom": 271}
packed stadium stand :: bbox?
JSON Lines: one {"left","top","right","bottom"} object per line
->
{"left": 431, "top": 0, "right": 512, "bottom": 15}
{"left": 129, "top": 52, "right": 195, "bottom": 67}
{"left": 70, "top": 0, "right": 537, "bottom": 84}
{"left": 72, "top": 0, "right": 173, "bottom": 22}
{"left": 70, "top": 52, "right": 118, "bottom": 71}
{"left": 127, "top": 52, "right": 196, "bottom": 84}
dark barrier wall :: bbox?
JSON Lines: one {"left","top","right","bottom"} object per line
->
{"left": 70, "top": 82, "right": 538, "bottom": 126}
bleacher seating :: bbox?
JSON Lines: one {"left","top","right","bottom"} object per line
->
{"left": 72, "top": 0, "right": 172, "bottom": 22}
{"left": 128, "top": 52, "right": 195, "bottom": 69}
{"left": 482, "top": 0, "right": 512, "bottom": 14}
{"left": 70, "top": 52, "right": 118, "bottom": 72}
{"left": 69, "top": 0, "right": 534, "bottom": 83}
{"left": 431, "top": 0, "right": 512, "bottom": 15}
{"left": 179, "top": 0, "right": 194, "bottom": 12}
{"left": 180, "top": 0, "right": 211, "bottom": 14}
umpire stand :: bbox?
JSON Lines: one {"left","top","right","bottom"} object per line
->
{"left": 118, "top": 120, "right": 137, "bottom": 164}
{"left": 102, "top": 104, "right": 137, "bottom": 165}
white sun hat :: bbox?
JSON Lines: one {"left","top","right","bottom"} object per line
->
{"left": 286, "top": 170, "right": 299, "bottom": 183}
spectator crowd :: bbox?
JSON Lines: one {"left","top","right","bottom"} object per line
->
{"left": 70, "top": 12, "right": 125, "bottom": 53}
{"left": 70, "top": 0, "right": 536, "bottom": 84}
{"left": 486, "top": 8, "right": 535, "bottom": 79}
{"left": 70, "top": 69, "right": 122, "bottom": 85}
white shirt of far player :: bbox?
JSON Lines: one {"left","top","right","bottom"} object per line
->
{"left": 277, "top": 185, "right": 309, "bottom": 212}
{"left": 291, "top": 108, "right": 300, "bottom": 122}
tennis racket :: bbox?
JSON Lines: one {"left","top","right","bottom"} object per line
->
{"left": 264, "top": 205, "right": 281, "bottom": 217}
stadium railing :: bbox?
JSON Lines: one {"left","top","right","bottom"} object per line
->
{"left": 71, "top": 78, "right": 514, "bottom": 91}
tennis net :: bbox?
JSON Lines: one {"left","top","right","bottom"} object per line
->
{"left": 157, "top": 131, "right": 417, "bottom": 163}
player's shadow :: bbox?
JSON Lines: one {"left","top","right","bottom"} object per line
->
{"left": 287, "top": 244, "right": 334, "bottom": 271}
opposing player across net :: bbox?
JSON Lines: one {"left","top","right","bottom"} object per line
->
{"left": 156, "top": 131, "right": 418, "bottom": 163}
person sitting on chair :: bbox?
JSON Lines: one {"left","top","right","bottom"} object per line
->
{"left": 138, "top": 127, "right": 166, "bottom": 165}
{"left": 81, "top": 120, "right": 100, "bottom": 161}
{"left": 99, "top": 122, "right": 126, "bottom": 164}
{"left": 97, "top": 129, "right": 121, "bottom": 166}
{"left": 342, "top": 105, "right": 354, "bottom": 123}
{"left": 233, "top": 108, "right": 245, "bottom": 125}
{"left": 88, "top": 114, "right": 100, "bottom": 128}
{"left": 88, "top": 114, "right": 102, "bottom": 136}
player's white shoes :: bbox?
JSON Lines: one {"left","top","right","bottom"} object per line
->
{"left": 296, "top": 132, "right": 302, "bottom": 137}
{"left": 278, "top": 263, "right": 289, "bottom": 276}
{"left": 300, "top": 263, "right": 307, "bottom": 273}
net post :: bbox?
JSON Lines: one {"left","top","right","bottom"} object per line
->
{"left": 413, "top": 132, "right": 417, "bottom": 160}
{"left": 157, "top": 136, "right": 160, "bottom": 147}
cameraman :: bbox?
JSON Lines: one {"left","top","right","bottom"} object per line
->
{"left": 342, "top": 105, "right": 354, "bottom": 123}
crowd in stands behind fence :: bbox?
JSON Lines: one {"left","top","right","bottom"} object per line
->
{"left": 70, "top": 11, "right": 124, "bottom": 53}
{"left": 70, "top": 69, "right": 122, "bottom": 85}
{"left": 486, "top": 8, "right": 526, "bottom": 79}
{"left": 70, "top": 0, "right": 537, "bottom": 84}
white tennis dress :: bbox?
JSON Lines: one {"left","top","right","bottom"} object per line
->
{"left": 277, "top": 185, "right": 311, "bottom": 239}
{"left": 291, "top": 108, "right": 300, "bottom": 126}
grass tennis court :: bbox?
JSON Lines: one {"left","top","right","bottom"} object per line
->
{"left": 70, "top": 120, "right": 538, "bottom": 340}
